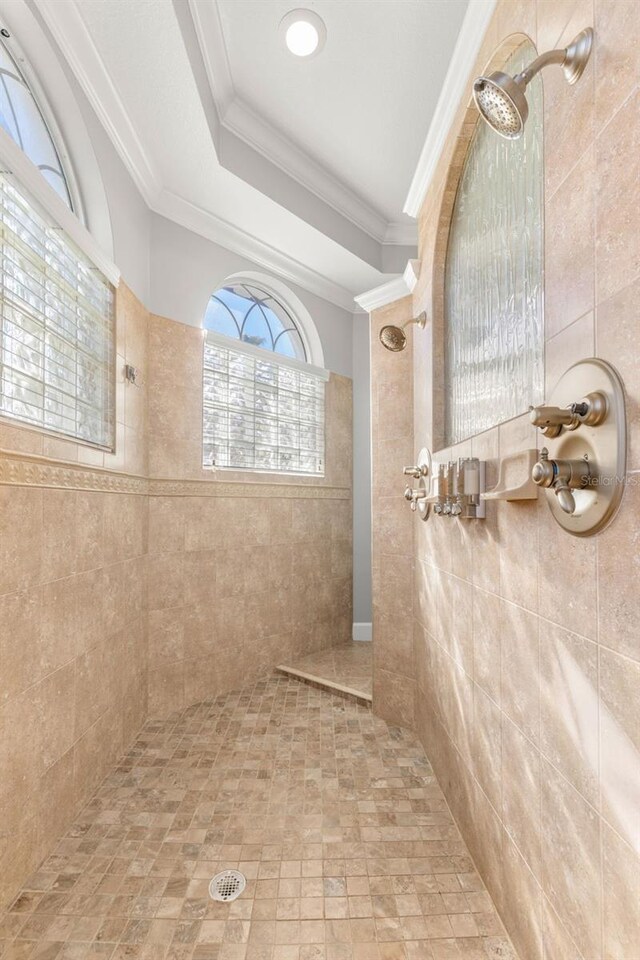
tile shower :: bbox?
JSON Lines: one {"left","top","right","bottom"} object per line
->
{"left": 0, "top": 2, "right": 638, "bottom": 960}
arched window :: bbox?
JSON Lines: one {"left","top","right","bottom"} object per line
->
{"left": 204, "top": 282, "right": 307, "bottom": 361}
{"left": 0, "top": 34, "right": 73, "bottom": 209}
{"left": 202, "top": 277, "right": 328, "bottom": 475}
{"left": 0, "top": 26, "right": 115, "bottom": 449}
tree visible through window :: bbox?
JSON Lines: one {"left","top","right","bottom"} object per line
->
{"left": 203, "top": 281, "right": 326, "bottom": 475}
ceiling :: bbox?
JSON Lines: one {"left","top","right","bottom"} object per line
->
{"left": 35, "top": 0, "right": 470, "bottom": 308}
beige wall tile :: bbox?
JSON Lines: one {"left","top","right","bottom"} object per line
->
{"left": 540, "top": 627, "right": 599, "bottom": 805}
{"left": 602, "top": 822, "right": 640, "bottom": 959}
{"left": 594, "top": 0, "right": 640, "bottom": 131}
{"left": 473, "top": 588, "right": 502, "bottom": 705}
{"left": 472, "top": 685, "right": 502, "bottom": 812}
{"left": 543, "top": 24, "right": 595, "bottom": 199}
{"left": 501, "top": 836, "right": 544, "bottom": 960}
{"left": 599, "top": 647, "right": 640, "bottom": 850}
{"left": 536, "top": 0, "right": 593, "bottom": 53}
{"left": 500, "top": 601, "right": 540, "bottom": 744}
{"left": 541, "top": 761, "right": 601, "bottom": 958}
{"left": 497, "top": 499, "right": 539, "bottom": 612}
{"left": 373, "top": 670, "right": 415, "bottom": 730}
{"left": 545, "top": 312, "right": 594, "bottom": 397}
{"left": 595, "top": 88, "right": 640, "bottom": 304}
{"left": 0, "top": 589, "right": 41, "bottom": 705}
{"left": 541, "top": 897, "right": 585, "bottom": 960}
{"left": 502, "top": 718, "right": 542, "bottom": 880}
{"left": 32, "top": 663, "right": 76, "bottom": 773}
{"left": 597, "top": 478, "right": 640, "bottom": 661}
{"left": 596, "top": 278, "right": 640, "bottom": 470}
{"left": 538, "top": 504, "right": 597, "bottom": 640}
{"left": 544, "top": 146, "right": 595, "bottom": 340}
{"left": 0, "top": 486, "right": 43, "bottom": 596}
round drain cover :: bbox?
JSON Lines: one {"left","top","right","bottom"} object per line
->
{"left": 209, "top": 869, "right": 246, "bottom": 902}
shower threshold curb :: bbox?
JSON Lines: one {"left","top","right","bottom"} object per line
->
{"left": 275, "top": 664, "right": 372, "bottom": 706}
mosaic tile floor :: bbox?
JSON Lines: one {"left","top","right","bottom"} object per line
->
{"left": 0, "top": 675, "right": 517, "bottom": 960}
{"left": 277, "top": 643, "right": 372, "bottom": 702}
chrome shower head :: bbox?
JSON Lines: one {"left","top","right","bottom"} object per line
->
{"left": 473, "top": 28, "right": 593, "bottom": 139}
{"left": 473, "top": 72, "right": 528, "bottom": 139}
{"left": 379, "top": 311, "right": 426, "bottom": 352}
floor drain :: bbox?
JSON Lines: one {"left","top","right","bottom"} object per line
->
{"left": 209, "top": 869, "right": 246, "bottom": 902}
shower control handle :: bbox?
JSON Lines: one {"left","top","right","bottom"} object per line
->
{"left": 403, "top": 464, "right": 428, "bottom": 479}
{"left": 404, "top": 486, "right": 428, "bottom": 511}
{"left": 531, "top": 448, "right": 591, "bottom": 515}
{"left": 529, "top": 391, "right": 607, "bottom": 438}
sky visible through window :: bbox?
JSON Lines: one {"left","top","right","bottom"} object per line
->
{"left": 204, "top": 283, "right": 306, "bottom": 360}
{"left": 0, "top": 37, "right": 72, "bottom": 209}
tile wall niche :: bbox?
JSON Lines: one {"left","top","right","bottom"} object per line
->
{"left": 0, "top": 295, "right": 353, "bottom": 909}
{"left": 370, "top": 1, "right": 640, "bottom": 958}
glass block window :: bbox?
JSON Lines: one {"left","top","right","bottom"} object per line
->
{"left": 0, "top": 35, "right": 73, "bottom": 209}
{"left": 0, "top": 172, "right": 114, "bottom": 448}
{"left": 204, "top": 282, "right": 307, "bottom": 360}
{"left": 203, "top": 337, "right": 325, "bottom": 475}
{"left": 444, "top": 41, "right": 543, "bottom": 445}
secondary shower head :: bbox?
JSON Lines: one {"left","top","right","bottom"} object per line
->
{"left": 473, "top": 28, "right": 593, "bottom": 139}
{"left": 379, "top": 311, "right": 426, "bottom": 352}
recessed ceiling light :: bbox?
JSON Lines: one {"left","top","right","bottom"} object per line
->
{"left": 280, "top": 9, "right": 326, "bottom": 59}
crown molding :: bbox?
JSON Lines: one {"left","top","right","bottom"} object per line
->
{"left": 403, "top": 258, "right": 421, "bottom": 293}
{"left": 403, "top": 0, "right": 496, "bottom": 218}
{"left": 187, "top": 0, "right": 408, "bottom": 246}
{"left": 384, "top": 221, "right": 418, "bottom": 246}
{"left": 34, "top": 0, "right": 162, "bottom": 204}
{"left": 353, "top": 256, "right": 422, "bottom": 310}
{"left": 354, "top": 275, "right": 411, "bottom": 313}
{"left": 33, "top": 0, "right": 393, "bottom": 314}
{"left": 187, "top": 0, "right": 234, "bottom": 112}
{"left": 155, "top": 190, "right": 359, "bottom": 314}
{"left": 223, "top": 95, "right": 390, "bottom": 242}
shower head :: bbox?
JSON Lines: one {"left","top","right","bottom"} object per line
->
{"left": 473, "top": 72, "right": 528, "bottom": 139}
{"left": 379, "top": 311, "right": 426, "bottom": 352}
{"left": 473, "top": 28, "right": 593, "bottom": 139}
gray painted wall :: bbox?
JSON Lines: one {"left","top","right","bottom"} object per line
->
{"left": 148, "top": 214, "right": 354, "bottom": 378}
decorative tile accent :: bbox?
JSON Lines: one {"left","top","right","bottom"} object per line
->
{"left": 0, "top": 450, "right": 350, "bottom": 499}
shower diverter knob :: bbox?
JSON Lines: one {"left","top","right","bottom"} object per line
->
{"left": 404, "top": 486, "right": 428, "bottom": 511}
{"left": 532, "top": 448, "right": 591, "bottom": 515}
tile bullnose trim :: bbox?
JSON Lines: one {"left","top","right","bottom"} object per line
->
{"left": 0, "top": 449, "right": 351, "bottom": 499}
